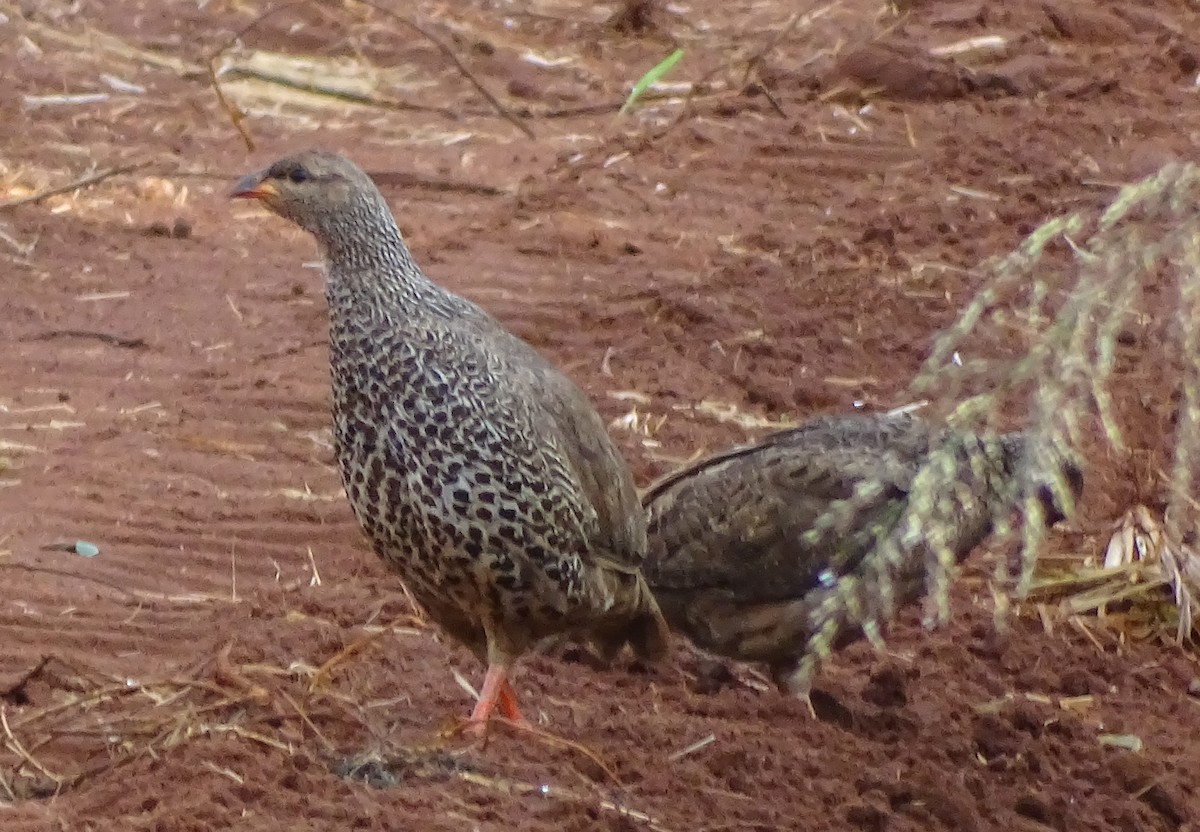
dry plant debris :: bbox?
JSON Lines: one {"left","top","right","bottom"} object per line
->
{"left": 0, "top": 635, "right": 431, "bottom": 801}
{"left": 1030, "top": 505, "right": 1200, "bottom": 644}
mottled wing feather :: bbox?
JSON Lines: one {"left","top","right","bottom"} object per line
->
{"left": 641, "top": 411, "right": 935, "bottom": 508}
{"left": 459, "top": 325, "right": 665, "bottom": 656}
{"left": 527, "top": 367, "right": 647, "bottom": 566}
{"left": 756, "top": 411, "right": 936, "bottom": 454}
{"left": 641, "top": 412, "right": 940, "bottom": 605}
{"left": 644, "top": 443, "right": 917, "bottom": 604}
{"left": 456, "top": 321, "right": 647, "bottom": 569}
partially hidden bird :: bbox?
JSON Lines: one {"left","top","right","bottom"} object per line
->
{"left": 231, "top": 151, "right": 668, "bottom": 735}
{"left": 641, "top": 410, "right": 1082, "bottom": 700}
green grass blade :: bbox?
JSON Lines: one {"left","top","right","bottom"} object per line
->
{"left": 618, "top": 48, "right": 684, "bottom": 116}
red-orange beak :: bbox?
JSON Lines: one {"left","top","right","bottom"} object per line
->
{"left": 230, "top": 170, "right": 278, "bottom": 201}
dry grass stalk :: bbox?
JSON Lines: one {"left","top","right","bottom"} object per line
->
{"left": 306, "top": 628, "right": 406, "bottom": 695}
{"left": 443, "top": 715, "right": 625, "bottom": 787}
{"left": 452, "top": 769, "right": 668, "bottom": 830}
{"left": 666, "top": 733, "right": 716, "bottom": 762}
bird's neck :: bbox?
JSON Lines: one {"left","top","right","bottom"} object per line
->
{"left": 319, "top": 211, "right": 435, "bottom": 313}
{"left": 320, "top": 224, "right": 480, "bottom": 355}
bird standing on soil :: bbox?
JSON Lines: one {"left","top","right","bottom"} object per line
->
{"left": 231, "top": 151, "right": 668, "bottom": 735}
{"left": 642, "top": 411, "right": 1082, "bottom": 701}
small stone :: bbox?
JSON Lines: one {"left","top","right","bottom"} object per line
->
{"left": 506, "top": 78, "right": 541, "bottom": 100}
{"left": 73, "top": 540, "right": 100, "bottom": 557}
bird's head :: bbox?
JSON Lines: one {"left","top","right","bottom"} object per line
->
{"left": 230, "top": 151, "right": 389, "bottom": 245}
{"left": 991, "top": 433, "right": 1085, "bottom": 527}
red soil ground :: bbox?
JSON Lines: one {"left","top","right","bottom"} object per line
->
{"left": 1, "top": 0, "right": 1198, "bottom": 829}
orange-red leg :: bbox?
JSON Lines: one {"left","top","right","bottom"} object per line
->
{"left": 465, "top": 665, "right": 528, "bottom": 737}
{"left": 497, "top": 679, "right": 525, "bottom": 723}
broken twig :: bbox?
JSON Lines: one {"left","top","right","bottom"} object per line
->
{"left": 352, "top": 0, "right": 536, "bottom": 140}
{"left": 24, "top": 330, "right": 147, "bottom": 349}
{"left": 0, "top": 163, "right": 147, "bottom": 210}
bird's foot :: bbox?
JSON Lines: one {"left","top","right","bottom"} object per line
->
{"left": 457, "top": 669, "right": 528, "bottom": 742}
{"left": 776, "top": 663, "right": 844, "bottom": 722}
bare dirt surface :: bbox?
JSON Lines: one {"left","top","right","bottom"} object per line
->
{"left": 2, "top": 0, "right": 1199, "bottom": 829}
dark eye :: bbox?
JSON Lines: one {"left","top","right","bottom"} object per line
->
{"left": 286, "top": 166, "right": 310, "bottom": 184}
